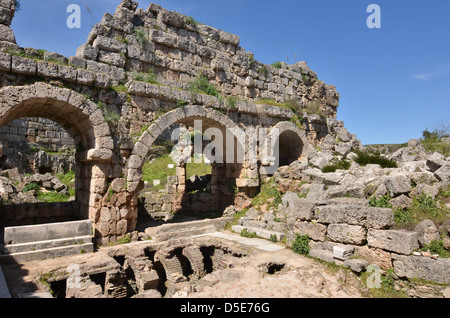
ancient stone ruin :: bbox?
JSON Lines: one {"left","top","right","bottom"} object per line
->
{"left": 0, "top": 0, "right": 449, "bottom": 299}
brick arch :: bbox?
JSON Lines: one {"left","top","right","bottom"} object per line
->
{"left": 126, "top": 105, "right": 246, "bottom": 194}
{"left": 0, "top": 83, "right": 114, "bottom": 222}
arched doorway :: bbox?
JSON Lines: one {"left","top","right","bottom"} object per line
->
{"left": 0, "top": 83, "right": 114, "bottom": 232}
{"left": 127, "top": 106, "right": 246, "bottom": 226}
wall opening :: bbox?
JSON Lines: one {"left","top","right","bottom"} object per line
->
{"left": 136, "top": 115, "right": 242, "bottom": 228}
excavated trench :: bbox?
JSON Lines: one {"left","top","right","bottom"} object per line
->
{"left": 40, "top": 241, "right": 249, "bottom": 298}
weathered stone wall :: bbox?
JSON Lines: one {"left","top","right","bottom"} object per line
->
{"left": 0, "top": 118, "right": 75, "bottom": 174}
{"left": 0, "top": 0, "right": 342, "bottom": 243}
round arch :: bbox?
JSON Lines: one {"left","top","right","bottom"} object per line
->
{"left": 126, "top": 105, "right": 246, "bottom": 194}
{"left": 263, "top": 121, "right": 312, "bottom": 174}
{"left": 0, "top": 83, "right": 114, "bottom": 222}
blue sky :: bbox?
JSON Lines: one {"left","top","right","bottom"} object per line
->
{"left": 11, "top": 0, "right": 450, "bottom": 145}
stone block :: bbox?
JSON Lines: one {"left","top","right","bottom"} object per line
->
{"left": 309, "top": 249, "right": 335, "bottom": 263}
{"left": 0, "top": 24, "right": 14, "bottom": 42}
{"left": 76, "top": 44, "right": 99, "bottom": 60}
{"left": 282, "top": 192, "right": 315, "bottom": 221}
{"left": 434, "top": 165, "right": 450, "bottom": 182}
{"left": 327, "top": 224, "right": 367, "bottom": 245}
{"left": 343, "top": 259, "right": 369, "bottom": 273}
{"left": 384, "top": 175, "right": 412, "bottom": 197}
{"left": 333, "top": 245, "right": 354, "bottom": 261}
{"left": 11, "top": 55, "right": 36, "bottom": 75}
{"left": 368, "top": 229, "right": 419, "bottom": 255}
{"left": 393, "top": 255, "right": 450, "bottom": 285}
{"left": 414, "top": 219, "right": 440, "bottom": 246}
{"left": 293, "top": 221, "right": 327, "bottom": 242}
{"left": 93, "top": 35, "right": 127, "bottom": 53}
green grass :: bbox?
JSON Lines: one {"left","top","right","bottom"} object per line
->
{"left": 142, "top": 154, "right": 176, "bottom": 191}
{"left": 37, "top": 191, "right": 71, "bottom": 203}
{"left": 393, "top": 193, "right": 448, "bottom": 228}
{"left": 240, "top": 228, "right": 258, "bottom": 238}
{"left": 251, "top": 178, "right": 282, "bottom": 209}
{"left": 419, "top": 240, "right": 450, "bottom": 258}
{"left": 358, "top": 268, "right": 407, "bottom": 298}
{"left": 22, "top": 182, "right": 40, "bottom": 192}
{"left": 110, "top": 85, "right": 128, "bottom": 94}
{"left": 368, "top": 193, "right": 392, "bottom": 208}
{"left": 186, "top": 160, "right": 212, "bottom": 179}
{"left": 56, "top": 170, "right": 76, "bottom": 197}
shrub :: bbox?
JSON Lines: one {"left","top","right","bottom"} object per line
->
{"left": 292, "top": 234, "right": 310, "bottom": 256}
{"left": 271, "top": 61, "right": 283, "bottom": 69}
{"left": 185, "top": 16, "right": 202, "bottom": 27}
{"left": 369, "top": 194, "right": 392, "bottom": 208}
{"left": 134, "top": 27, "right": 148, "bottom": 47}
{"left": 129, "top": 69, "right": 158, "bottom": 84}
{"left": 188, "top": 73, "right": 219, "bottom": 97}
{"left": 421, "top": 127, "right": 450, "bottom": 157}
{"left": 226, "top": 97, "right": 238, "bottom": 109}
{"left": 105, "top": 109, "right": 121, "bottom": 123}
{"left": 321, "top": 159, "right": 351, "bottom": 173}
{"left": 23, "top": 182, "right": 40, "bottom": 192}
{"left": 240, "top": 228, "right": 258, "bottom": 238}
{"left": 354, "top": 149, "right": 398, "bottom": 168}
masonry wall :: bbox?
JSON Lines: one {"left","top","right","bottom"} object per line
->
{"left": 0, "top": 0, "right": 341, "bottom": 243}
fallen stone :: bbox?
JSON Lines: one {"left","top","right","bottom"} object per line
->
{"left": 309, "top": 249, "right": 335, "bottom": 264}
{"left": 343, "top": 259, "right": 369, "bottom": 273}
{"left": 434, "top": 165, "right": 450, "bottom": 182}
{"left": 384, "top": 175, "right": 412, "bottom": 197}
{"left": 414, "top": 219, "right": 440, "bottom": 247}
{"left": 333, "top": 245, "right": 354, "bottom": 261}
{"left": 426, "top": 152, "right": 446, "bottom": 172}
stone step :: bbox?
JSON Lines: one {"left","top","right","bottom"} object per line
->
{"left": 0, "top": 243, "right": 94, "bottom": 264}
{"left": 3, "top": 235, "right": 92, "bottom": 254}
{"left": 4, "top": 220, "right": 93, "bottom": 245}
{"left": 231, "top": 225, "right": 285, "bottom": 242}
{"left": 145, "top": 217, "right": 233, "bottom": 242}
{"left": 241, "top": 220, "right": 267, "bottom": 229}
{"left": 153, "top": 225, "right": 217, "bottom": 242}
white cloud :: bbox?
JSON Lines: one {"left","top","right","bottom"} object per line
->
{"left": 412, "top": 65, "right": 450, "bottom": 81}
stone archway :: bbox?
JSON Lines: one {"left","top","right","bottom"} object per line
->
{"left": 0, "top": 83, "right": 114, "bottom": 228}
{"left": 100, "top": 106, "right": 246, "bottom": 242}
{"left": 262, "top": 121, "right": 312, "bottom": 175}
{"left": 126, "top": 105, "right": 246, "bottom": 194}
